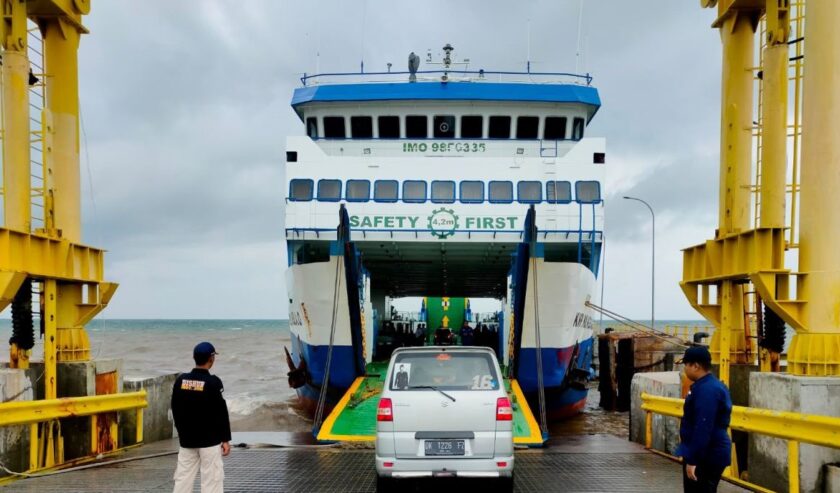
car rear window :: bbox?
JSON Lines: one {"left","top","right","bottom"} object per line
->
{"left": 389, "top": 351, "right": 500, "bottom": 391}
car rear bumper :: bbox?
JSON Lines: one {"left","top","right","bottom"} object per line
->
{"left": 375, "top": 455, "right": 514, "bottom": 478}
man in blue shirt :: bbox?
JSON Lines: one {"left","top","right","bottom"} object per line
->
{"left": 676, "top": 346, "right": 732, "bottom": 493}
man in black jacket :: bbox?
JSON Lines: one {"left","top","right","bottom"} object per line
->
{"left": 172, "top": 342, "right": 231, "bottom": 493}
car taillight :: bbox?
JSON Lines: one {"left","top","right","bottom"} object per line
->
{"left": 377, "top": 398, "right": 393, "bottom": 422}
{"left": 496, "top": 397, "right": 513, "bottom": 421}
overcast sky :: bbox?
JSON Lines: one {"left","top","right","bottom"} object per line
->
{"left": 73, "top": 1, "right": 723, "bottom": 320}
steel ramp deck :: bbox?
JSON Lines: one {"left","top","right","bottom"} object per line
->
{"left": 316, "top": 362, "right": 544, "bottom": 446}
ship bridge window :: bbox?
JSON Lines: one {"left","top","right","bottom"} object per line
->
{"left": 403, "top": 180, "right": 427, "bottom": 203}
{"left": 547, "top": 181, "right": 572, "bottom": 203}
{"left": 289, "top": 179, "right": 314, "bottom": 201}
{"left": 488, "top": 116, "right": 511, "bottom": 139}
{"left": 431, "top": 180, "right": 456, "bottom": 203}
{"left": 517, "top": 181, "right": 542, "bottom": 203}
{"left": 346, "top": 180, "right": 370, "bottom": 202}
{"left": 306, "top": 117, "right": 318, "bottom": 139}
{"left": 572, "top": 117, "right": 585, "bottom": 141}
{"left": 434, "top": 115, "right": 456, "bottom": 138}
{"left": 378, "top": 116, "right": 400, "bottom": 138}
{"left": 317, "top": 179, "right": 342, "bottom": 201}
{"left": 406, "top": 115, "right": 428, "bottom": 138}
{"left": 516, "top": 116, "right": 539, "bottom": 139}
{"left": 351, "top": 116, "right": 373, "bottom": 139}
{"left": 323, "top": 117, "right": 346, "bottom": 139}
{"left": 460, "top": 181, "right": 484, "bottom": 203}
{"left": 374, "top": 180, "right": 398, "bottom": 202}
{"left": 461, "top": 116, "right": 483, "bottom": 139}
{"left": 489, "top": 181, "right": 513, "bottom": 203}
{"left": 575, "top": 181, "right": 601, "bottom": 203}
{"left": 544, "top": 117, "right": 567, "bottom": 140}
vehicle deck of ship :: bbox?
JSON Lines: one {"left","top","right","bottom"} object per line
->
{"left": 1, "top": 433, "right": 748, "bottom": 493}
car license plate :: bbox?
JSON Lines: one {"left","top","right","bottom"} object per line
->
{"left": 425, "top": 440, "right": 465, "bottom": 456}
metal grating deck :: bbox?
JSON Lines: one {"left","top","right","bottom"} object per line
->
{"left": 2, "top": 435, "right": 748, "bottom": 492}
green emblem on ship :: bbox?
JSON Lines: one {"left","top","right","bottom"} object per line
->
{"left": 427, "top": 208, "right": 459, "bottom": 239}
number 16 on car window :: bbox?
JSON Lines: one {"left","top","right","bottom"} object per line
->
{"left": 471, "top": 375, "right": 494, "bottom": 389}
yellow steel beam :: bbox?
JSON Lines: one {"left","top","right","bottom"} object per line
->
{"left": 0, "top": 391, "right": 147, "bottom": 427}
{"left": 790, "top": 0, "right": 840, "bottom": 376}
{"left": 682, "top": 228, "right": 786, "bottom": 285}
{"left": 0, "top": 228, "right": 106, "bottom": 282}
{"left": 44, "top": 279, "right": 57, "bottom": 400}
{"left": 641, "top": 393, "right": 840, "bottom": 449}
{"left": 1, "top": 0, "right": 33, "bottom": 233}
{"left": 0, "top": 271, "right": 27, "bottom": 312}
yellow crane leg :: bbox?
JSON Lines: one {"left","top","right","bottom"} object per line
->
{"left": 759, "top": 43, "right": 788, "bottom": 230}
{"left": 43, "top": 19, "right": 83, "bottom": 244}
{"left": 717, "top": 12, "right": 755, "bottom": 236}
{"left": 1, "top": 0, "right": 31, "bottom": 233}
{"left": 792, "top": 0, "right": 840, "bottom": 376}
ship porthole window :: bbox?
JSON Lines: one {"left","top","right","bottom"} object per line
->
{"left": 378, "top": 116, "right": 401, "bottom": 139}
{"left": 488, "top": 181, "right": 513, "bottom": 203}
{"left": 572, "top": 117, "right": 585, "bottom": 141}
{"left": 351, "top": 116, "right": 373, "bottom": 139}
{"left": 460, "top": 181, "right": 484, "bottom": 203}
{"left": 488, "top": 116, "right": 511, "bottom": 139}
{"left": 431, "top": 180, "right": 456, "bottom": 203}
{"left": 403, "top": 180, "right": 427, "bottom": 203}
{"left": 517, "top": 181, "right": 542, "bottom": 203}
{"left": 433, "top": 115, "right": 456, "bottom": 139}
{"left": 460, "top": 116, "right": 483, "bottom": 139}
{"left": 317, "top": 179, "right": 342, "bottom": 202}
{"left": 289, "top": 179, "right": 314, "bottom": 202}
{"left": 306, "top": 117, "right": 318, "bottom": 139}
{"left": 346, "top": 180, "right": 371, "bottom": 202}
{"left": 547, "top": 181, "right": 572, "bottom": 204}
{"left": 516, "top": 116, "right": 539, "bottom": 140}
{"left": 406, "top": 115, "right": 428, "bottom": 139}
{"left": 575, "top": 181, "right": 601, "bottom": 203}
{"left": 544, "top": 117, "right": 567, "bottom": 140}
{"left": 374, "top": 180, "right": 399, "bottom": 203}
{"left": 323, "top": 116, "right": 346, "bottom": 139}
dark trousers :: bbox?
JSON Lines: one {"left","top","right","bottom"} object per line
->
{"left": 682, "top": 463, "right": 726, "bottom": 493}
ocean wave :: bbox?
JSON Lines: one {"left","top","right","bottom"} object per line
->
{"left": 229, "top": 327, "right": 243, "bottom": 331}
{"left": 227, "top": 394, "right": 311, "bottom": 432}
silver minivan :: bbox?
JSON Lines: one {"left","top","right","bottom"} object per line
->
{"left": 375, "top": 346, "right": 514, "bottom": 492}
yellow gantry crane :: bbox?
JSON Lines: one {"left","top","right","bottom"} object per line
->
{"left": 682, "top": 0, "right": 840, "bottom": 384}
{"left": 0, "top": 0, "right": 145, "bottom": 476}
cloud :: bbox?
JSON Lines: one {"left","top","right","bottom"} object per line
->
{"left": 65, "top": 0, "right": 729, "bottom": 320}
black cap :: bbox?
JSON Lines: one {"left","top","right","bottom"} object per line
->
{"left": 679, "top": 345, "right": 711, "bottom": 365}
{"left": 193, "top": 341, "right": 217, "bottom": 358}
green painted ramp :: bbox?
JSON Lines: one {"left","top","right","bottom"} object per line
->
{"left": 426, "top": 297, "right": 466, "bottom": 331}
{"left": 317, "top": 362, "right": 544, "bottom": 446}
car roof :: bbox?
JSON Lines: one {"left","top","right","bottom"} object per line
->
{"left": 390, "top": 346, "right": 496, "bottom": 356}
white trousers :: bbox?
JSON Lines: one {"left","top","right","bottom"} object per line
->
{"left": 173, "top": 445, "right": 224, "bottom": 493}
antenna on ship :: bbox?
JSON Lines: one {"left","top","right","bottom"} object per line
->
{"left": 575, "top": 0, "right": 585, "bottom": 73}
{"left": 442, "top": 43, "right": 454, "bottom": 82}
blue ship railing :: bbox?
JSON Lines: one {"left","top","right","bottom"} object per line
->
{"left": 300, "top": 69, "right": 593, "bottom": 87}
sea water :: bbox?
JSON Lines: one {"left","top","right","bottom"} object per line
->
{"left": 0, "top": 319, "right": 309, "bottom": 432}
{"left": 1, "top": 318, "right": 793, "bottom": 435}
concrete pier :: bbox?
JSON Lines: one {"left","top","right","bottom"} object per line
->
{"left": 748, "top": 372, "right": 840, "bottom": 493}
{"left": 120, "top": 373, "right": 179, "bottom": 447}
{"left": 0, "top": 367, "right": 35, "bottom": 475}
{"left": 629, "top": 371, "right": 681, "bottom": 455}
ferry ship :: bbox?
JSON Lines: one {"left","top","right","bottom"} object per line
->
{"left": 284, "top": 46, "right": 604, "bottom": 424}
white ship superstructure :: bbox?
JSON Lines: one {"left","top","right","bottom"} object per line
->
{"left": 283, "top": 56, "right": 604, "bottom": 419}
